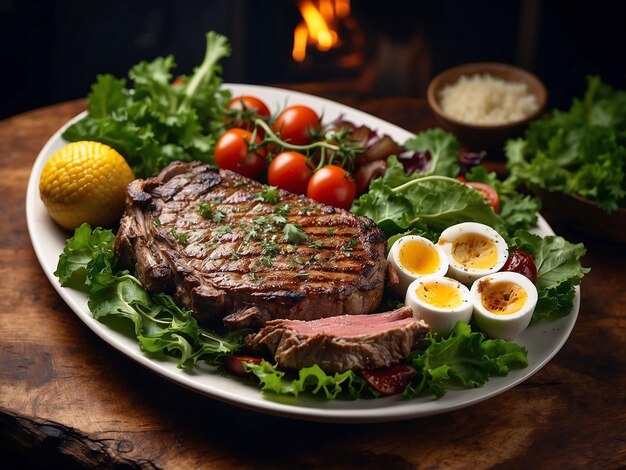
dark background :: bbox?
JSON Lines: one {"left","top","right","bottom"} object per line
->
{"left": 1, "top": 0, "right": 625, "bottom": 120}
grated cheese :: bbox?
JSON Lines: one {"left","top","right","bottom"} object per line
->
{"left": 438, "top": 73, "right": 539, "bottom": 125}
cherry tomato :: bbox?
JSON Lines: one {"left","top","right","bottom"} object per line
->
{"left": 268, "top": 151, "right": 314, "bottom": 195}
{"left": 306, "top": 165, "right": 357, "bottom": 210}
{"left": 272, "top": 105, "right": 321, "bottom": 145}
{"left": 214, "top": 128, "right": 266, "bottom": 178}
{"left": 501, "top": 249, "right": 538, "bottom": 284}
{"left": 224, "top": 355, "right": 262, "bottom": 377}
{"left": 360, "top": 364, "right": 417, "bottom": 397}
{"left": 227, "top": 95, "right": 271, "bottom": 131}
{"left": 463, "top": 181, "right": 500, "bottom": 213}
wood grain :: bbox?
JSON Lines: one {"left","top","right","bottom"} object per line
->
{"left": 0, "top": 92, "right": 624, "bottom": 469}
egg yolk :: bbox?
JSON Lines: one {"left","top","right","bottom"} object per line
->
{"left": 451, "top": 233, "right": 498, "bottom": 270}
{"left": 415, "top": 282, "right": 463, "bottom": 309}
{"left": 399, "top": 240, "right": 441, "bottom": 275}
{"left": 480, "top": 281, "right": 528, "bottom": 315}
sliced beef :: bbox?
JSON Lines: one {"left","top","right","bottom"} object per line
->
{"left": 246, "top": 306, "right": 429, "bottom": 373}
{"left": 115, "top": 161, "right": 387, "bottom": 328}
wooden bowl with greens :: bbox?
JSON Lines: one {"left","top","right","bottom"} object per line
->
{"left": 505, "top": 76, "right": 626, "bottom": 243}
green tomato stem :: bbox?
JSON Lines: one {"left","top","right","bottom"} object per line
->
{"left": 253, "top": 119, "right": 364, "bottom": 174}
{"left": 253, "top": 119, "right": 346, "bottom": 153}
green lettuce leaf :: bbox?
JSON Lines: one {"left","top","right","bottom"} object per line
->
{"left": 510, "top": 230, "right": 589, "bottom": 322}
{"left": 352, "top": 158, "right": 507, "bottom": 238}
{"left": 403, "top": 128, "right": 460, "bottom": 177}
{"left": 510, "top": 230, "right": 589, "bottom": 291}
{"left": 405, "top": 322, "right": 528, "bottom": 399}
{"left": 465, "top": 165, "right": 541, "bottom": 232}
{"left": 62, "top": 31, "right": 231, "bottom": 178}
{"left": 55, "top": 224, "right": 245, "bottom": 367}
{"left": 505, "top": 76, "right": 626, "bottom": 212}
{"left": 244, "top": 361, "right": 377, "bottom": 400}
{"left": 54, "top": 223, "right": 117, "bottom": 292}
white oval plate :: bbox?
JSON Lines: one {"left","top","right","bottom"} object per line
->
{"left": 26, "top": 84, "right": 579, "bottom": 423}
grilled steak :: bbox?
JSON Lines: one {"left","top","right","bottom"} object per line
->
{"left": 115, "top": 161, "right": 387, "bottom": 328}
{"left": 246, "top": 306, "right": 428, "bottom": 373}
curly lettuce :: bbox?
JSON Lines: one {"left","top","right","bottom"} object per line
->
{"left": 506, "top": 76, "right": 626, "bottom": 212}
{"left": 55, "top": 224, "right": 246, "bottom": 367}
{"left": 62, "top": 32, "right": 232, "bottom": 178}
{"left": 405, "top": 322, "right": 528, "bottom": 399}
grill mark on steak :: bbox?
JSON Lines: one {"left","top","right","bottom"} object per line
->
{"left": 115, "top": 161, "right": 388, "bottom": 328}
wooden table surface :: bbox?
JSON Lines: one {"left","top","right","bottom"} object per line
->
{"left": 1, "top": 87, "right": 625, "bottom": 469}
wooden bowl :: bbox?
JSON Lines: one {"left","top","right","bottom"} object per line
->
{"left": 427, "top": 62, "right": 547, "bottom": 154}
{"left": 535, "top": 189, "right": 626, "bottom": 244}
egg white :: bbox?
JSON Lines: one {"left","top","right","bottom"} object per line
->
{"left": 470, "top": 271, "right": 538, "bottom": 339}
{"left": 437, "top": 222, "right": 508, "bottom": 284}
{"left": 387, "top": 235, "right": 449, "bottom": 296}
{"left": 405, "top": 275, "right": 473, "bottom": 336}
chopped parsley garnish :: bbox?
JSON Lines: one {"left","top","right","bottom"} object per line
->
{"left": 296, "top": 271, "right": 309, "bottom": 280}
{"left": 170, "top": 228, "right": 188, "bottom": 245}
{"left": 268, "top": 214, "right": 287, "bottom": 226}
{"left": 276, "top": 204, "right": 291, "bottom": 217}
{"left": 258, "top": 186, "right": 280, "bottom": 204}
{"left": 309, "top": 253, "right": 322, "bottom": 263}
{"left": 341, "top": 238, "right": 357, "bottom": 256}
{"left": 217, "top": 224, "right": 233, "bottom": 235}
{"left": 309, "top": 240, "right": 324, "bottom": 249}
{"left": 198, "top": 201, "right": 213, "bottom": 219}
{"left": 153, "top": 217, "right": 162, "bottom": 227}
{"left": 326, "top": 228, "right": 334, "bottom": 236}
{"left": 283, "top": 224, "right": 308, "bottom": 244}
{"left": 245, "top": 227, "right": 260, "bottom": 241}
{"left": 212, "top": 210, "right": 227, "bottom": 223}
{"left": 261, "top": 239, "right": 280, "bottom": 256}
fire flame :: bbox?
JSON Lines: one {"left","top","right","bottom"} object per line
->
{"left": 292, "top": 0, "right": 351, "bottom": 62}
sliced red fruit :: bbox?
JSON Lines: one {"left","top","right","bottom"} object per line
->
{"left": 360, "top": 364, "right": 418, "bottom": 396}
{"left": 224, "top": 355, "right": 262, "bottom": 377}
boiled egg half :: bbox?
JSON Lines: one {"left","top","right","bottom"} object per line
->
{"left": 387, "top": 235, "right": 449, "bottom": 295}
{"left": 437, "top": 222, "right": 508, "bottom": 284}
{"left": 405, "top": 275, "right": 473, "bottom": 335}
{"left": 470, "top": 271, "right": 538, "bottom": 339}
